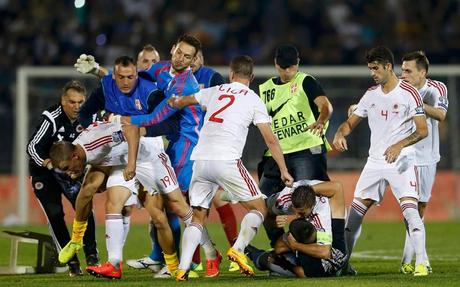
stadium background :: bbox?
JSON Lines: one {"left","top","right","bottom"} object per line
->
{"left": 1, "top": 0, "right": 459, "bottom": 225}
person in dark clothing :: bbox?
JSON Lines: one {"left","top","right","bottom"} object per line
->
{"left": 27, "top": 80, "right": 99, "bottom": 277}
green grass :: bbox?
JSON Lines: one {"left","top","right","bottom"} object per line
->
{"left": 0, "top": 221, "right": 458, "bottom": 286}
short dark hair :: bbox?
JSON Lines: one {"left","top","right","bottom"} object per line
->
{"left": 62, "top": 80, "right": 86, "bottom": 97}
{"left": 289, "top": 218, "right": 316, "bottom": 244}
{"left": 49, "top": 141, "right": 75, "bottom": 168}
{"left": 176, "top": 34, "right": 202, "bottom": 56}
{"left": 115, "top": 55, "right": 136, "bottom": 66}
{"left": 275, "top": 44, "right": 299, "bottom": 69}
{"left": 366, "top": 46, "right": 394, "bottom": 69}
{"left": 402, "top": 50, "right": 429, "bottom": 73}
{"left": 291, "top": 185, "right": 316, "bottom": 209}
{"left": 230, "top": 55, "right": 253, "bottom": 79}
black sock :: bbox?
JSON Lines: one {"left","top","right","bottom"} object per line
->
{"left": 332, "top": 218, "right": 346, "bottom": 254}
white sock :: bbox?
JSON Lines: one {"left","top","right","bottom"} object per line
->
{"left": 400, "top": 200, "right": 426, "bottom": 266}
{"left": 180, "top": 208, "right": 193, "bottom": 226}
{"left": 178, "top": 223, "right": 202, "bottom": 270}
{"left": 122, "top": 216, "right": 131, "bottom": 245}
{"left": 106, "top": 214, "right": 124, "bottom": 266}
{"left": 233, "top": 210, "right": 264, "bottom": 253}
{"left": 200, "top": 227, "right": 217, "bottom": 260}
{"left": 401, "top": 223, "right": 414, "bottom": 264}
{"left": 345, "top": 199, "right": 368, "bottom": 258}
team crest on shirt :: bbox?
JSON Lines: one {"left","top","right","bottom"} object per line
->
{"left": 135, "top": 99, "right": 142, "bottom": 110}
{"left": 392, "top": 103, "right": 399, "bottom": 114}
{"left": 35, "top": 182, "right": 44, "bottom": 190}
{"left": 290, "top": 83, "right": 298, "bottom": 93}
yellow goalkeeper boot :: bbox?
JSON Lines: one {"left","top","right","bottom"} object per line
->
{"left": 59, "top": 241, "right": 82, "bottom": 264}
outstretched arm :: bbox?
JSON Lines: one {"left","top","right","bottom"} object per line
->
{"left": 257, "top": 122, "right": 294, "bottom": 187}
{"left": 120, "top": 97, "right": 180, "bottom": 126}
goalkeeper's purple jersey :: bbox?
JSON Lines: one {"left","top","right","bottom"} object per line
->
{"left": 132, "top": 61, "right": 202, "bottom": 144}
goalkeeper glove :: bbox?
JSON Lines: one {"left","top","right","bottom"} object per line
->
{"left": 74, "top": 54, "right": 100, "bottom": 76}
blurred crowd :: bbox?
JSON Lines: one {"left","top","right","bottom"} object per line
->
{"left": 1, "top": 0, "right": 459, "bottom": 172}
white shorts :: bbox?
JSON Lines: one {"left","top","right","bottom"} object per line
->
{"left": 354, "top": 160, "right": 419, "bottom": 204}
{"left": 106, "top": 152, "right": 179, "bottom": 197}
{"left": 415, "top": 164, "right": 436, "bottom": 203}
{"left": 189, "top": 159, "right": 264, "bottom": 208}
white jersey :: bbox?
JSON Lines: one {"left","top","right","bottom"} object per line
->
{"left": 73, "top": 121, "right": 164, "bottom": 166}
{"left": 354, "top": 80, "right": 425, "bottom": 166}
{"left": 414, "top": 79, "right": 448, "bottom": 165}
{"left": 191, "top": 82, "right": 271, "bottom": 160}
{"left": 270, "top": 180, "right": 332, "bottom": 244}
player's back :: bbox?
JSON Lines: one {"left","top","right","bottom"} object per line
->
{"left": 191, "top": 82, "right": 270, "bottom": 161}
{"left": 74, "top": 121, "right": 163, "bottom": 166}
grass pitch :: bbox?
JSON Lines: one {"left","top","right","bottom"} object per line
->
{"left": 0, "top": 221, "right": 458, "bottom": 286}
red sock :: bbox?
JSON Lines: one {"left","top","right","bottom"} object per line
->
{"left": 192, "top": 246, "right": 201, "bottom": 265}
{"left": 217, "top": 203, "right": 238, "bottom": 245}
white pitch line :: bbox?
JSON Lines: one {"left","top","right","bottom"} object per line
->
{"left": 352, "top": 250, "right": 460, "bottom": 261}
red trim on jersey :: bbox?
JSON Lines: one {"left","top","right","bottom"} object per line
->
{"left": 154, "top": 64, "right": 170, "bottom": 78}
{"left": 308, "top": 213, "right": 324, "bottom": 231}
{"left": 400, "top": 82, "right": 423, "bottom": 107}
{"left": 237, "top": 159, "right": 257, "bottom": 196}
{"left": 83, "top": 135, "right": 113, "bottom": 151}
{"left": 428, "top": 79, "right": 446, "bottom": 97}
{"left": 276, "top": 194, "right": 292, "bottom": 209}
{"left": 158, "top": 152, "right": 178, "bottom": 185}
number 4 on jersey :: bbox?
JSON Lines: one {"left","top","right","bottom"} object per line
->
{"left": 209, "top": 95, "right": 235, "bottom": 123}
{"left": 381, "top": 110, "right": 388, "bottom": 121}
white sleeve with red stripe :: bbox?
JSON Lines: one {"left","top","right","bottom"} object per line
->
{"left": 428, "top": 79, "right": 449, "bottom": 112}
{"left": 400, "top": 81, "right": 425, "bottom": 117}
{"left": 73, "top": 122, "right": 122, "bottom": 163}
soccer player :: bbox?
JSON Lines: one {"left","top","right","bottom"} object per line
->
{"left": 136, "top": 44, "right": 160, "bottom": 71}
{"left": 168, "top": 55, "right": 294, "bottom": 280}
{"left": 333, "top": 46, "right": 429, "bottom": 276}
{"left": 247, "top": 217, "right": 347, "bottom": 277}
{"left": 27, "top": 80, "right": 98, "bottom": 276}
{"left": 264, "top": 180, "right": 346, "bottom": 258}
{"left": 128, "top": 47, "right": 237, "bottom": 274}
{"left": 50, "top": 121, "right": 200, "bottom": 279}
{"left": 112, "top": 36, "right": 224, "bottom": 278}
{"left": 59, "top": 56, "right": 183, "bottom": 278}
{"left": 399, "top": 51, "right": 448, "bottom": 274}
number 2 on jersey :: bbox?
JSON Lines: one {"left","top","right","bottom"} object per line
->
{"left": 209, "top": 95, "right": 235, "bottom": 123}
